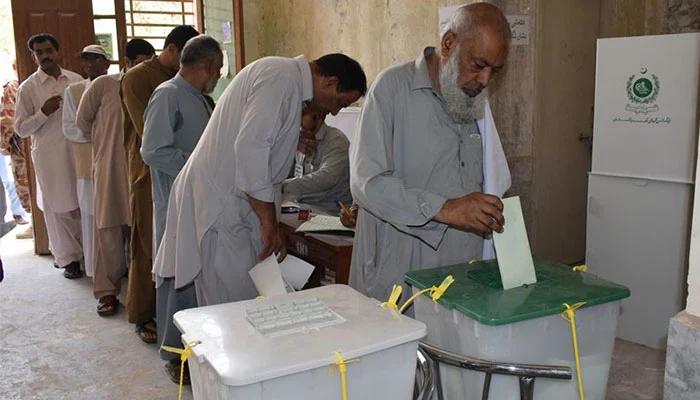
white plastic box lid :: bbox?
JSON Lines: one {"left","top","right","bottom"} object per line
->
{"left": 173, "top": 284, "right": 427, "bottom": 386}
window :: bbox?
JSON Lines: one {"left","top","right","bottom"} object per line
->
{"left": 92, "top": 0, "right": 204, "bottom": 72}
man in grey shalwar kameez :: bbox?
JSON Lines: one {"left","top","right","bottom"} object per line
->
{"left": 140, "top": 35, "right": 223, "bottom": 383}
{"left": 349, "top": 3, "right": 512, "bottom": 302}
{"left": 153, "top": 54, "right": 365, "bottom": 309}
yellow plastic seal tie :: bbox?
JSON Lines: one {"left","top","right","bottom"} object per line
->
{"left": 468, "top": 259, "right": 478, "bottom": 264}
{"left": 256, "top": 295, "right": 267, "bottom": 300}
{"left": 398, "top": 275, "right": 455, "bottom": 314}
{"left": 328, "top": 352, "right": 359, "bottom": 400}
{"left": 161, "top": 340, "right": 202, "bottom": 400}
{"left": 380, "top": 284, "right": 403, "bottom": 310}
{"left": 431, "top": 275, "right": 454, "bottom": 302}
{"left": 561, "top": 302, "right": 587, "bottom": 400}
{"left": 573, "top": 264, "right": 588, "bottom": 273}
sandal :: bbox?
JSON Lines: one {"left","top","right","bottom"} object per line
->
{"left": 164, "top": 360, "right": 191, "bottom": 385}
{"left": 135, "top": 321, "right": 158, "bottom": 344}
{"left": 97, "top": 296, "right": 119, "bottom": 317}
{"left": 63, "top": 262, "right": 83, "bottom": 279}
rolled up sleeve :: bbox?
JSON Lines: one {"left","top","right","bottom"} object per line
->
{"left": 234, "top": 77, "right": 295, "bottom": 203}
{"left": 349, "top": 74, "right": 448, "bottom": 248}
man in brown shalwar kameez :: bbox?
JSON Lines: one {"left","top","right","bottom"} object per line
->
{"left": 120, "top": 25, "right": 199, "bottom": 342}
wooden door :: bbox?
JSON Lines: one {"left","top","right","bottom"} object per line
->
{"left": 11, "top": 0, "right": 95, "bottom": 255}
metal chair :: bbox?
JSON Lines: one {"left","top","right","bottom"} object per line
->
{"left": 414, "top": 342, "right": 573, "bottom": 400}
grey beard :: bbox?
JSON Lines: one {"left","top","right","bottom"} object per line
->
{"left": 439, "top": 53, "right": 486, "bottom": 123}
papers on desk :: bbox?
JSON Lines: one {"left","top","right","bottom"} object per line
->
{"left": 493, "top": 196, "right": 537, "bottom": 290}
{"left": 249, "top": 255, "right": 316, "bottom": 296}
{"left": 296, "top": 214, "right": 354, "bottom": 233}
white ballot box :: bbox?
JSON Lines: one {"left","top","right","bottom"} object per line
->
{"left": 406, "top": 260, "right": 629, "bottom": 400}
{"left": 174, "top": 284, "right": 426, "bottom": 400}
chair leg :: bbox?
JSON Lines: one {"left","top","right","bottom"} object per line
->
{"left": 481, "top": 372, "right": 492, "bottom": 400}
{"left": 519, "top": 376, "right": 536, "bottom": 400}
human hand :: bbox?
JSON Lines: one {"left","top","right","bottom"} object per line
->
{"left": 41, "top": 95, "right": 62, "bottom": 116}
{"left": 340, "top": 203, "right": 358, "bottom": 228}
{"left": 258, "top": 222, "right": 287, "bottom": 263}
{"left": 296, "top": 133, "right": 317, "bottom": 156}
{"left": 435, "top": 193, "right": 505, "bottom": 235}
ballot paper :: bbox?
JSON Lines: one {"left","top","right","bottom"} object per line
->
{"left": 249, "top": 255, "right": 288, "bottom": 297}
{"left": 249, "top": 255, "right": 316, "bottom": 296}
{"left": 492, "top": 196, "right": 537, "bottom": 290}
{"left": 279, "top": 255, "right": 316, "bottom": 290}
{"left": 296, "top": 214, "right": 354, "bottom": 233}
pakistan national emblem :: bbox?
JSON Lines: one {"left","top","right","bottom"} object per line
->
{"left": 625, "top": 68, "right": 660, "bottom": 114}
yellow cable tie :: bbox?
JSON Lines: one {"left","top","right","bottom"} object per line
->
{"left": 328, "top": 351, "right": 359, "bottom": 400}
{"left": 468, "top": 259, "right": 478, "bottom": 264}
{"left": 256, "top": 295, "right": 267, "bottom": 300}
{"left": 561, "top": 303, "right": 587, "bottom": 400}
{"left": 380, "top": 284, "right": 402, "bottom": 310}
{"left": 431, "top": 275, "right": 454, "bottom": 302}
{"left": 161, "top": 340, "right": 202, "bottom": 400}
{"left": 573, "top": 265, "right": 588, "bottom": 273}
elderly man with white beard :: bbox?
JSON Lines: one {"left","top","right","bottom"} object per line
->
{"left": 349, "top": 3, "right": 512, "bottom": 303}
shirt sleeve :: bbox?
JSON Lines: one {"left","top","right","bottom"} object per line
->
{"left": 14, "top": 82, "right": 49, "bottom": 138}
{"left": 62, "top": 86, "right": 88, "bottom": 143}
{"left": 349, "top": 73, "right": 448, "bottom": 248}
{"left": 140, "top": 86, "right": 187, "bottom": 177}
{"left": 234, "top": 75, "right": 298, "bottom": 203}
{"left": 283, "top": 126, "right": 349, "bottom": 196}
{"left": 75, "top": 79, "right": 102, "bottom": 142}
{"left": 121, "top": 70, "right": 150, "bottom": 137}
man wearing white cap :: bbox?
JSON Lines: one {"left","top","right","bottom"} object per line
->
{"left": 15, "top": 34, "right": 84, "bottom": 278}
{"left": 62, "top": 44, "right": 110, "bottom": 279}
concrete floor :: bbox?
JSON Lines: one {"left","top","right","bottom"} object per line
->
{"left": 0, "top": 224, "right": 665, "bottom": 400}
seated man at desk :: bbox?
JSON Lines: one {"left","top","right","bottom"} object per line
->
{"left": 282, "top": 105, "right": 352, "bottom": 214}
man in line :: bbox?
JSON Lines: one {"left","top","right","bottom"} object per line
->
{"left": 62, "top": 45, "right": 110, "bottom": 279}
{"left": 122, "top": 39, "right": 155, "bottom": 70}
{"left": 121, "top": 25, "right": 199, "bottom": 343}
{"left": 282, "top": 105, "right": 352, "bottom": 214}
{"left": 141, "top": 34, "right": 222, "bottom": 384}
{"left": 0, "top": 60, "right": 32, "bottom": 239}
{"left": 349, "top": 3, "right": 512, "bottom": 302}
{"left": 15, "top": 34, "right": 84, "bottom": 278}
{"left": 75, "top": 39, "right": 155, "bottom": 316}
{"left": 153, "top": 53, "right": 366, "bottom": 309}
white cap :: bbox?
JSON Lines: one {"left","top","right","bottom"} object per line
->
{"left": 80, "top": 44, "right": 110, "bottom": 59}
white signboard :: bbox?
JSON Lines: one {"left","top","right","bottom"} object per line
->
{"left": 438, "top": 5, "right": 529, "bottom": 45}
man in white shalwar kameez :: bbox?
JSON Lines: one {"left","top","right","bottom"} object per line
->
{"left": 349, "top": 3, "right": 513, "bottom": 302}
{"left": 62, "top": 45, "right": 110, "bottom": 279}
{"left": 153, "top": 53, "right": 366, "bottom": 306}
{"left": 15, "top": 34, "right": 84, "bottom": 278}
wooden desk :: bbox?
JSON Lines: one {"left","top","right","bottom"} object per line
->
{"left": 279, "top": 213, "right": 354, "bottom": 287}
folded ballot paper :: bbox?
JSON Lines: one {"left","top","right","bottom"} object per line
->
{"left": 492, "top": 196, "right": 537, "bottom": 290}
{"left": 249, "top": 254, "right": 316, "bottom": 296}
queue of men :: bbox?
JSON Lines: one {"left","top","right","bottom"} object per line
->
{"left": 8, "top": 2, "right": 511, "bottom": 385}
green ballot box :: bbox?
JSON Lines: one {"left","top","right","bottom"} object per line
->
{"left": 405, "top": 259, "right": 630, "bottom": 400}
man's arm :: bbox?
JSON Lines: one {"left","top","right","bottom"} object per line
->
{"left": 62, "top": 86, "right": 88, "bottom": 143}
{"left": 247, "top": 194, "right": 286, "bottom": 262}
{"left": 350, "top": 73, "right": 503, "bottom": 248}
{"left": 283, "top": 126, "right": 349, "bottom": 196}
{"left": 75, "top": 79, "right": 103, "bottom": 142}
{"left": 121, "top": 70, "right": 151, "bottom": 137}
{"left": 235, "top": 74, "right": 298, "bottom": 262}
{"left": 140, "top": 86, "right": 188, "bottom": 176}
{"left": 14, "top": 82, "right": 55, "bottom": 138}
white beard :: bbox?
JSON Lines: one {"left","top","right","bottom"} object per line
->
{"left": 438, "top": 50, "right": 486, "bottom": 123}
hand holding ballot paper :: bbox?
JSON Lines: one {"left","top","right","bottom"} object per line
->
{"left": 249, "top": 255, "right": 316, "bottom": 296}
